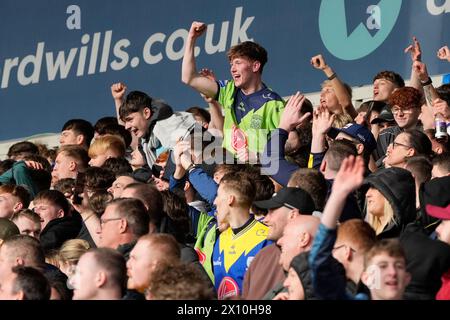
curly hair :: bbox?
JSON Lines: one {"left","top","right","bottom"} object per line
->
{"left": 388, "top": 86, "right": 422, "bottom": 110}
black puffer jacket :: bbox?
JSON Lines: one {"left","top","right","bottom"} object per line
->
{"left": 364, "top": 167, "right": 416, "bottom": 239}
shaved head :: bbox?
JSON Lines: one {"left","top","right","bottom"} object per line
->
{"left": 277, "top": 215, "right": 320, "bottom": 271}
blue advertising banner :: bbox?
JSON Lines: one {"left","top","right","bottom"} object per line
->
{"left": 1, "top": 0, "right": 449, "bottom": 140}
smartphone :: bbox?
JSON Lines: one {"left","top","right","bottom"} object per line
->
{"left": 151, "top": 164, "right": 163, "bottom": 179}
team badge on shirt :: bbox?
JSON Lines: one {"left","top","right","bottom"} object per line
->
{"left": 250, "top": 114, "right": 263, "bottom": 129}
{"left": 217, "top": 276, "right": 240, "bottom": 300}
{"left": 231, "top": 125, "right": 248, "bottom": 151}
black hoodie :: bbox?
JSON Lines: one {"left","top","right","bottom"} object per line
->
{"left": 400, "top": 222, "right": 450, "bottom": 300}
{"left": 40, "top": 212, "right": 82, "bottom": 253}
{"left": 290, "top": 252, "right": 317, "bottom": 300}
{"left": 363, "top": 167, "right": 416, "bottom": 239}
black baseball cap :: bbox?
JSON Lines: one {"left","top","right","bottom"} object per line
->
{"left": 371, "top": 105, "right": 395, "bottom": 124}
{"left": 420, "top": 176, "right": 450, "bottom": 220}
{"left": 253, "top": 187, "right": 315, "bottom": 214}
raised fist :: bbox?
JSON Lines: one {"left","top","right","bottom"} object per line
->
{"left": 311, "top": 54, "right": 327, "bottom": 70}
{"left": 111, "top": 83, "right": 127, "bottom": 100}
{"left": 189, "top": 21, "right": 207, "bottom": 39}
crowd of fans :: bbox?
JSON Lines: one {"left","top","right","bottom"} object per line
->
{"left": 0, "top": 23, "right": 449, "bottom": 300}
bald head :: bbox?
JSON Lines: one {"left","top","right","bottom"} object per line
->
{"left": 277, "top": 215, "right": 320, "bottom": 271}
{"left": 294, "top": 215, "right": 320, "bottom": 241}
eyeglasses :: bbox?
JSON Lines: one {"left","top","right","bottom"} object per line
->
{"left": 392, "top": 141, "right": 411, "bottom": 149}
{"left": 100, "top": 217, "right": 122, "bottom": 225}
{"left": 332, "top": 244, "right": 356, "bottom": 253}
{"left": 391, "top": 107, "right": 415, "bottom": 115}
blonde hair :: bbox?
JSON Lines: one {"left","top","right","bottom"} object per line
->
{"left": 88, "top": 134, "right": 125, "bottom": 159}
{"left": 321, "top": 80, "right": 353, "bottom": 97}
{"left": 59, "top": 239, "right": 91, "bottom": 265}
{"left": 333, "top": 113, "right": 353, "bottom": 128}
{"left": 366, "top": 198, "right": 395, "bottom": 235}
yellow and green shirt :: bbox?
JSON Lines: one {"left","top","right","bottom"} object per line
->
{"left": 217, "top": 80, "right": 285, "bottom": 154}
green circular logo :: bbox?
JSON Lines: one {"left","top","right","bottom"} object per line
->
{"left": 319, "top": 0, "right": 402, "bottom": 60}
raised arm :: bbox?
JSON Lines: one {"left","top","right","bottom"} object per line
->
{"left": 321, "top": 156, "right": 365, "bottom": 229}
{"left": 261, "top": 92, "right": 311, "bottom": 185}
{"left": 182, "top": 22, "right": 218, "bottom": 98}
{"left": 309, "top": 156, "right": 365, "bottom": 300}
{"left": 404, "top": 36, "right": 422, "bottom": 92}
{"left": 413, "top": 61, "right": 439, "bottom": 107}
{"left": 278, "top": 92, "right": 312, "bottom": 132}
{"left": 172, "top": 139, "right": 190, "bottom": 180}
{"left": 311, "top": 54, "right": 357, "bottom": 119}
{"left": 433, "top": 98, "right": 450, "bottom": 122}
{"left": 310, "top": 106, "right": 335, "bottom": 154}
{"left": 172, "top": 139, "right": 218, "bottom": 206}
{"left": 207, "top": 99, "right": 224, "bottom": 135}
{"left": 71, "top": 190, "right": 101, "bottom": 247}
{"left": 111, "top": 82, "right": 127, "bottom": 125}
{"left": 199, "top": 69, "right": 224, "bottom": 134}
{"left": 437, "top": 45, "right": 450, "bottom": 62}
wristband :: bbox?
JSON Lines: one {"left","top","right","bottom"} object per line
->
{"left": 421, "top": 77, "right": 432, "bottom": 86}
{"left": 327, "top": 72, "right": 337, "bottom": 81}
{"left": 186, "top": 163, "right": 198, "bottom": 173}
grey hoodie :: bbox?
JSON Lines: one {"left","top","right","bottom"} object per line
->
{"left": 140, "top": 100, "right": 197, "bottom": 167}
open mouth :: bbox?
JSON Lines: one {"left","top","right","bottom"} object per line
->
{"left": 385, "top": 280, "right": 398, "bottom": 288}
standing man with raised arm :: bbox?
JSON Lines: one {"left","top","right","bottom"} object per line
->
{"left": 110, "top": 83, "right": 140, "bottom": 151}
{"left": 182, "top": 21, "right": 285, "bottom": 162}
{"left": 111, "top": 83, "right": 198, "bottom": 168}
